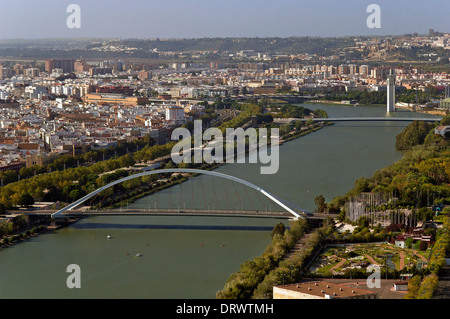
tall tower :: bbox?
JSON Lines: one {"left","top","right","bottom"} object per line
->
{"left": 387, "top": 69, "right": 396, "bottom": 112}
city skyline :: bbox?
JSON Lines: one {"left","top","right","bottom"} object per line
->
{"left": 0, "top": 0, "right": 449, "bottom": 40}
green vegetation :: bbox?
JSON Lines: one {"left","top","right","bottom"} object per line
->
{"left": 0, "top": 136, "right": 156, "bottom": 186}
{"left": 405, "top": 217, "right": 449, "bottom": 299}
{"left": 216, "top": 219, "right": 309, "bottom": 299}
{"left": 322, "top": 91, "right": 387, "bottom": 105}
{"left": 309, "top": 243, "right": 426, "bottom": 277}
{"left": 406, "top": 274, "right": 440, "bottom": 299}
{"left": 416, "top": 274, "right": 440, "bottom": 299}
{"left": 396, "top": 86, "right": 445, "bottom": 104}
{"left": 395, "top": 120, "right": 436, "bottom": 151}
{"left": 0, "top": 214, "right": 46, "bottom": 243}
{"left": 314, "top": 195, "right": 326, "bottom": 213}
{"left": 331, "top": 116, "right": 450, "bottom": 212}
{"left": 258, "top": 104, "right": 329, "bottom": 141}
{"left": 428, "top": 217, "right": 450, "bottom": 274}
{"left": 216, "top": 220, "right": 336, "bottom": 299}
{"left": 251, "top": 225, "right": 330, "bottom": 299}
{"left": 323, "top": 117, "right": 450, "bottom": 299}
{"left": 272, "top": 104, "right": 312, "bottom": 119}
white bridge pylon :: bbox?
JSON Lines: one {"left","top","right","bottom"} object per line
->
{"left": 51, "top": 168, "right": 305, "bottom": 219}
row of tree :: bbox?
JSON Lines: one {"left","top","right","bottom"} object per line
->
{"left": 323, "top": 91, "right": 387, "bottom": 105}
{"left": 216, "top": 219, "right": 309, "bottom": 299}
{"left": 406, "top": 216, "right": 449, "bottom": 299}
{"left": 0, "top": 136, "right": 155, "bottom": 186}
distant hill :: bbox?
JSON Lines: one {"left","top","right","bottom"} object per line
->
{"left": 0, "top": 37, "right": 357, "bottom": 60}
{"left": 106, "top": 37, "right": 356, "bottom": 54}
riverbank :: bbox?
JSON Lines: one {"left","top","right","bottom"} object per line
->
{"left": 394, "top": 103, "right": 447, "bottom": 116}
{"left": 307, "top": 100, "right": 362, "bottom": 106}
{"left": 0, "top": 216, "right": 80, "bottom": 251}
{"left": 279, "top": 122, "right": 333, "bottom": 144}
{"left": 0, "top": 224, "right": 48, "bottom": 250}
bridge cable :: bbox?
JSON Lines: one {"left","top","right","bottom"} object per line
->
{"left": 220, "top": 178, "right": 231, "bottom": 210}
{"left": 211, "top": 176, "right": 219, "bottom": 210}
{"left": 146, "top": 188, "right": 150, "bottom": 211}
{"left": 179, "top": 179, "right": 183, "bottom": 210}
{"left": 252, "top": 187, "right": 267, "bottom": 212}
{"left": 242, "top": 183, "right": 256, "bottom": 211}
{"left": 231, "top": 180, "right": 242, "bottom": 211}
{"left": 191, "top": 177, "right": 195, "bottom": 210}
{"left": 98, "top": 190, "right": 110, "bottom": 209}
{"left": 156, "top": 177, "right": 160, "bottom": 209}
{"left": 201, "top": 175, "right": 207, "bottom": 210}
{"left": 169, "top": 181, "right": 172, "bottom": 209}
{"left": 87, "top": 192, "right": 99, "bottom": 209}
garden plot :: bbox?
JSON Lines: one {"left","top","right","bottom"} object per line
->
{"left": 308, "top": 243, "right": 429, "bottom": 276}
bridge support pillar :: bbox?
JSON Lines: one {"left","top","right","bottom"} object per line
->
{"left": 387, "top": 73, "right": 396, "bottom": 113}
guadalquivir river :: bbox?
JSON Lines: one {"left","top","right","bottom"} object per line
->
{"left": 0, "top": 104, "right": 441, "bottom": 298}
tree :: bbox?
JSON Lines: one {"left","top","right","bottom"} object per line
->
{"left": 18, "top": 193, "right": 34, "bottom": 207}
{"left": 357, "top": 216, "right": 370, "bottom": 228}
{"left": 419, "top": 240, "right": 428, "bottom": 251}
{"left": 271, "top": 223, "right": 286, "bottom": 239}
{"left": 305, "top": 118, "right": 314, "bottom": 127}
{"left": 279, "top": 124, "right": 291, "bottom": 136}
{"left": 69, "top": 189, "right": 81, "bottom": 201}
{"left": 314, "top": 195, "right": 327, "bottom": 213}
{"left": 405, "top": 275, "right": 422, "bottom": 299}
{"left": 13, "top": 214, "right": 29, "bottom": 231}
{"left": 440, "top": 115, "right": 450, "bottom": 126}
{"left": 294, "top": 120, "right": 304, "bottom": 130}
{"left": 395, "top": 121, "right": 434, "bottom": 151}
{"left": 405, "top": 237, "right": 413, "bottom": 249}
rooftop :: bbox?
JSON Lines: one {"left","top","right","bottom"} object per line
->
{"left": 274, "top": 278, "right": 408, "bottom": 299}
{"left": 274, "top": 280, "right": 377, "bottom": 299}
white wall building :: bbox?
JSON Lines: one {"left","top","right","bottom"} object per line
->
{"left": 165, "top": 106, "right": 184, "bottom": 121}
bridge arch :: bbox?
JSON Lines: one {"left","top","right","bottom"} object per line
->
{"left": 51, "top": 168, "right": 305, "bottom": 219}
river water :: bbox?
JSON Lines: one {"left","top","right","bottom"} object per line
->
{"left": 0, "top": 104, "right": 441, "bottom": 298}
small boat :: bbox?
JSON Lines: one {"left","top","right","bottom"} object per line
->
{"left": 135, "top": 253, "right": 142, "bottom": 257}
{"left": 107, "top": 235, "right": 112, "bottom": 239}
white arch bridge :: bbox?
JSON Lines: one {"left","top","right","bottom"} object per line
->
{"left": 51, "top": 168, "right": 310, "bottom": 220}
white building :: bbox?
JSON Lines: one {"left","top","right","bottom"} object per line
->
{"left": 0, "top": 89, "right": 10, "bottom": 100}
{"left": 165, "top": 106, "right": 184, "bottom": 121}
{"left": 25, "top": 86, "right": 48, "bottom": 99}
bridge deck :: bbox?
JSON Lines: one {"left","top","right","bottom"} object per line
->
{"left": 275, "top": 117, "right": 441, "bottom": 123}
{"left": 20, "top": 209, "right": 332, "bottom": 220}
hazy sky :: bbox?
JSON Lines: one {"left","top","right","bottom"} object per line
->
{"left": 0, "top": 0, "right": 449, "bottom": 39}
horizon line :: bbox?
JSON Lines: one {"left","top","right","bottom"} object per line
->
{"left": 0, "top": 32, "right": 448, "bottom": 42}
